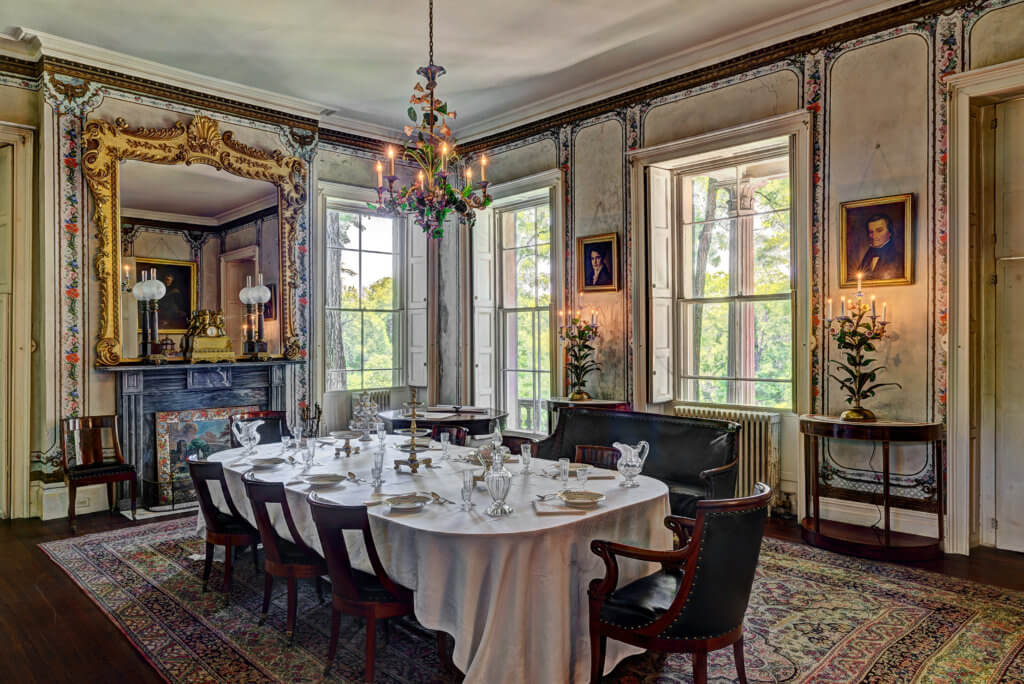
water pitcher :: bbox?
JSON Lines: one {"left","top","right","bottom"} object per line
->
{"left": 231, "top": 419, "right": 264, "bottom": 456}
{"left": 613, "top": 440, "right": 649, "bottom": 488}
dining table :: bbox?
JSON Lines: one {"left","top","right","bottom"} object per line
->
{"left": 199, "top": 434, "right": 672, "bottom": 684}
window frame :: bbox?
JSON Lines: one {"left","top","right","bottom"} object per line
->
{"left": 319, "top": 186, "right": 407, "bottom": 393}
{"left": 673, "top": 144, "right": 796, "bottom": 409}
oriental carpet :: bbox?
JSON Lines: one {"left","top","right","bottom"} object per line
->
{"left": 40, "top": 518, "right": 1024, "bottom": 683}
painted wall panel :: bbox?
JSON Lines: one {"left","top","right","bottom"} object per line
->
{"left": 485, "top": 138, "right": 558, "bottom": 186}
{"left": 970, "top": 3, "right": 1024, "bottom": 68}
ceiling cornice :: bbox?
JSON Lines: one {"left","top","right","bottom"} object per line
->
{"left": 461, "top": 0, "right": 973, "bottom": 153}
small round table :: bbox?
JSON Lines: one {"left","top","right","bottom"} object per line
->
{"left": 800, "top": 414, "right": 945, "bottom": 561}
{"left": 377, "top": 407, "right": 506, "bottom": 436}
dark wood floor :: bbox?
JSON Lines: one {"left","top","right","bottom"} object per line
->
{"left": 2, "top": 511, "right": 1022, "bottom": 684}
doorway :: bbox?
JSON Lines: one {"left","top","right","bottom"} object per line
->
{"left": 219, "top": 246, "right": 258, "bottom": 349}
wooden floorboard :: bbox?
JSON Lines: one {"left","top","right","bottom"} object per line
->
{"left": 1, "top": 512, "right": 1022, "bottom": 682}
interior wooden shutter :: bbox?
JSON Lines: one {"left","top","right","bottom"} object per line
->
{"left": 648, "top": 167, "right": 674, "bottom": 403}
{"left": 472, "top": 206, "right": 496, "bottom": 408}
{"left": 406, "top": 224, "right": 428, "bottom": 386}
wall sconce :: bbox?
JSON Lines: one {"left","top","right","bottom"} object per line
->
{"left": 131, "top": 268, "right": 167, "bottom": 363}
{"left": 122, "top": 264, "right": 132, "bottom": 292}
{"left": 239, "top": 273, "right": 272, "bottom": 360}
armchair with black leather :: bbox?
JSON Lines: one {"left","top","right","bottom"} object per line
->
{"left": 534, "top": 407, "right": 741, "bottom": 516}
{"left": 587, "top": 483, "right": 771, "bottom": 684}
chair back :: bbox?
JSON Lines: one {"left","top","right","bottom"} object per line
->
{"left": 307, "top": 494, "right": 407, "bottom": 603}
{"left": 242, "top": 472, "right": 312, "bottom": 564}
{"left": 60, "top": 415, "right": 124, "bottom": 471}
{"left": 229, "top": 410, "right": 288, "bottom": 447}
{"left": 574, "top": 444, "right": 620, "bottom": 470}
{"left": 430, "top": 424, "right": 468, "bottom": 446}
{"left": 187, "top": 458, "right": 247, "bottom": 533}
{"left": 665, "top": 483, "right": 771, "bottom": 639}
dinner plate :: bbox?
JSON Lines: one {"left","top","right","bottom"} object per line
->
{"left": 558, "top": 490, "right": 606, "bottom": 508}
{"left": 304, "top": 474, "right": 346, "bottom": 488}
{"left": 395, "top": 428, "right": 430, "bottom": 437}
{"left": 386, "top": 493, "right": 431, "bottom": 511}
{"left": 250, "top": 456, "right": 287, "bottom": 468}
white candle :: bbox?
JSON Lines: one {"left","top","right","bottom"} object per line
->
{"left": 387, "top": 146, "right": 395, "bottom": 176}
{"left": 882, "top": 302, "right": 888, "bottom": 321}
{"left": 481, "top": 154, "right": 487, "bottom": 182}
{"left": 871, "top": 295, "right": 876, "bottom": 317}
{"left": 441, "top": 143, "right": 447, "bottom": 173}
{"left": 466, "top": 167, "right": 472, "bottom": 185}
{"left": 826, "top": 298, "right": 832, "bottom": 321}
{"left": 840, "top": 296, "right": 846, "bottom": 317}
{"left": 376, "top": 161, "right": 383, "bottom": 188}
{"left": 591, "top": 309, "right": 597, "bottom": 326}
{"left": 857, "top": 272, "right": 863, "bottom": 295}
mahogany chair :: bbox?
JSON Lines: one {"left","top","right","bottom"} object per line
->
{"left": 60, "top": 415, "right": 137, "bottom": 534}
{"left": 187, "top": 458, "right": 260, "bottom": 603}
{"left": 229, "top": 410, "right": 289, "bottom": 448}
{"left": 430, "top": 424, "right": 469, "bottom": 446}
{"left": 242, "top": 472, "right": 326, "bottom": 642}
{"left": 307, "top": 494, "right": 416, "bottom": 680}
{"left": 587, "top": 483, "right": 772, "bottom": 684}
{"left": 502, "top": 433, "right": 537, "bottom": 455}
{"left": 574, "top": 444, "right": 621, "bottom": 470}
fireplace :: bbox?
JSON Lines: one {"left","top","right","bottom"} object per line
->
{"left": 100, "top": 360, "right": 298, "bottom": 508}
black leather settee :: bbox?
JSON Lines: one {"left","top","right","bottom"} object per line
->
{"left": 534, "top": 407, "right": 741, "bottom": 516}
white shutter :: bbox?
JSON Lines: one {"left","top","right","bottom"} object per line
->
{"left": 406, "top": 223, "right": 428, "bottom": 386}
{"left": 648, "top": 167, "right": 674, "bottom": 403}
{"left": 472, "top": 207, "right": 497, "bottom": 407}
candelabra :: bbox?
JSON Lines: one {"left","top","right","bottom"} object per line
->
{"left": 239, "top": 273, "right": 272, "bottom": 360}
{"left": 132, "top": 268, "right": 167, "bottom": 364}
{"left": 825, "top": 279, "right": 899, "bottom": 422}
{"left": 394, "top": 387, "right": 432, "bottom": 473}
{"left": 558, "top": 309, "right": 600, "bottom": 401}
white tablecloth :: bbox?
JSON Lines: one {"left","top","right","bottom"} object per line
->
{"left": 200, "top": 436, "right": 671, "bottom": 684}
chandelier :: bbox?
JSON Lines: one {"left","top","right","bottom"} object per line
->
{"left": 370, "top": 0, "right": 491, "bottom": 239}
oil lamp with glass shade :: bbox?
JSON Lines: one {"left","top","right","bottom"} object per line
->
{"left": 239, "top": 273, "right": 272, "bottom": 360}
{"left": 132, "top": 268, "right": 167, "bottom": 364}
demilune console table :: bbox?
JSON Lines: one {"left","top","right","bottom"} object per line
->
{"left": 800, "top": 414, "right": 945, "bottom": 561}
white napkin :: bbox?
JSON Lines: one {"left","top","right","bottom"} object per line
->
{"left": 533, "top": 500, "right": 587, "bottom": 516}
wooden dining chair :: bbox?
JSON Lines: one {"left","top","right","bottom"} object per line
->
{"left": 60, "top": 415, "right": 137, "bottom": 534}
{"left": 430, "top": 424, "right": 468, "bottom": 446}
{"left": 574, "top": 444, "right": 621, "bottom": 470}
{"left": 242, "top": 472, "right": 326, "bottom": 642}
{"left": 229, "top": 410, "right": 289, "bottom": 447}
{"left": 307, "top": 494, "right": 416, "bottom": 680}
{"left": 587, "top": 483, "right": 772, "bottom": 684}
{"left": 187, "top": 458, "right": 260, "bottom": 603}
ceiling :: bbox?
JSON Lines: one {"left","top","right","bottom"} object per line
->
{"left": 120, "top": 161, "right": 277, "bottom": 224}
{"left": 3, "top": 0, "right": 902, "bottom": 139}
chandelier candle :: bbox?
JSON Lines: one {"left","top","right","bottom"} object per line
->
{"left": 368, "top": 0, "right": 492, "bottom": 238}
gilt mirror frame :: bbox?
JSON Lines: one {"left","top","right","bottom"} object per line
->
{"left": 83, "top": 114, "right": 306, "bottom": 365}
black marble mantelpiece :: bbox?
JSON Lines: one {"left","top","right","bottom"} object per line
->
{"left": 99, "top": 359, "right": 301, "bottom": 507}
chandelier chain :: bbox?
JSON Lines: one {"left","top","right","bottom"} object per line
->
{"left": 428, "top": 0, "right": 434, "bottom": 64}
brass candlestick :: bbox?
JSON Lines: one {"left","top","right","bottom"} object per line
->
{"left": 393, "top": 387, "right": 432, "bottom": 473}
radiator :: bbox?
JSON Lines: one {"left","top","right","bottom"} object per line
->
{"left": 673, "top": 405, "right": 781, "bottom": 506}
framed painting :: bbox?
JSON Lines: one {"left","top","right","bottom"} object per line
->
{"left": 136, "top": 257, "right": 197, "bottom": 333}
{"left": 155, "top": 406, "right": 257, "bottom": 505}
{"left": 577, "top": 232, "right": 620, "bottom": 292}
{"left": 839, "top": 194, "right": 913, "bottom": 287}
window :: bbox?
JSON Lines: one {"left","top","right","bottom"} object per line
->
{"left": 676, "top": 143, "right": 793, "bottom": 408}
{"left": 324, "top": 206, "right": 402, "bottom": 390}
{"left": 499, "top": 200, "right": 553, "bottom": 433}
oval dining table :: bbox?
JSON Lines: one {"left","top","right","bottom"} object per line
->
{"left": 199, "top": 435, "right": 671, "bottom": 684}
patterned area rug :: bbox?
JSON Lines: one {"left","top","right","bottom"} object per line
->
{"left": 40, "top": 518, "right": 1024, "bottom": 683}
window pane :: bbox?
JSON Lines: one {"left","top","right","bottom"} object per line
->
{"left": 327, "top": 210, "right": 358, "bottom": 248}
{"left": 342, "top": 371, "right": 364, "bottom": 391}
{"left": 515, "top": 248, "right": 537, "bottom": 308}
{"left": 753, "top": 299, "right": 792, "bottom": 380}
{"left": 501, "top": 211, "right": 516, "bottom": 251}
{"left": 339, "top": 250, "right": 360, "bottom": 308}
{"left": 325, "top": 309, "right": 360, "bottom": 373}
{"left": 538, "top": 312, "right": 550, "bottom": 371}
{"left": 515, "top": 208, "right": 536, "bottom": 247}
{"left": 696, "top": 379, "right": 729, "bottom": 405}
{"left": 751, "top": 174, "right": 790, "bottom": 213}
{"left": 325, "top": 247, "right": 343, "bottom": 307}
{"left": 361, "top": 252, "right": 395, "bottom": 308}
{"left": 753, "top": 211, "right": 790, "bottom": 295}
{"left": 361, "top": 215, "right": 393, "bottom": 253}
{"left": 691, "top": 219, "right": 732, "bottom": 297}
{"left": 515, "top": 311, "right": 535, "bottom": 371}
{"left": 690, "top": 301, "right": 730, "bottom": 378}
{"left": 536, "top": 204, "right": 551, "bottom": 244}
{"left": 364, "top": 370, "right": 394, "bottom": 389}
{"left": 362, "top": 311, "right": 395, "bottom": 370}
{"left": 753, "top": 381, "right": 790, "bottom": 409}
{"left": 536, "top": 244, "right": 551, "bottom": 306}
{"left": 326, "top": 369, "right": 347, "bottom": 392}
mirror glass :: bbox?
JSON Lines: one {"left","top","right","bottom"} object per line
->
{"left": 118, "top": 160, "right": 281, "bottom": 359}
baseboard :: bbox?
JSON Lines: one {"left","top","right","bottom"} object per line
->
{"left": 38, "top": 482, "right": 110, "bottom": 521}
{"left": 818, "top": 497, "right": 939, "bottom": 538}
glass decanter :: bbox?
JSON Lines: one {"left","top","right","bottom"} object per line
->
{"left": 484, "top": 448, "right": 514, "bottom": 516}
{"left": 231, "top": 419, "right": 264, "bottom": 456}
{"left": 613, "top": 440, "right": 649, "bottom": 488}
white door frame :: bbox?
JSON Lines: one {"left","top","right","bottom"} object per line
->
{"left": 947, "top": 56, "right": 1024, "bottom": 555}
{"left": 0, "top": 123, "right": 34, "bottom": 518}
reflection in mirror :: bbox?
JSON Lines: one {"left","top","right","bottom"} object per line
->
{"left": 118, "top": 160, "right": 279, "bottom": 360}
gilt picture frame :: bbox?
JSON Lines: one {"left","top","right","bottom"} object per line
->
{"left": 839, "top": 194, "right": 913, "bottom": 288}
{"left": 577, "top": 232, "right": 620, "bottom": 292}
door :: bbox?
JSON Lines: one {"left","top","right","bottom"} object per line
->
{"left": 220, "top": 246, "right": 258, "bottom": 347}
{"left": 993, "top": 99, "right": 1024, "bottom": 551}
{"left": 0, "top": 144, "right": 11, "bottom": 518}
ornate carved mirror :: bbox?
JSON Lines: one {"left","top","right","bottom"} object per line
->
{"left": 83, "top": 115, "right": 306, "bottom": 365}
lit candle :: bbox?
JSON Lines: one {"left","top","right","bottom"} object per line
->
{"left": 871, "top": 295, "right": 876, "bottom": 317}
{"left": 591, "top": 309, "right": 597, "bottom": 326}
{"left": 882, "top": 302, "right": 888, "bottom": 321}
{"left": 376, "top": 161, "right": 383, "bottom": 188}
{"left": 123, "top": 264, "right": 131, "bottom": 283}
{"left": 441, "top": 142, "right": 447, "bottom": 173}
{"left": 387, "top": 146, "right": 395, "bottom": 176}
{"left": 857, "top": 272, "right": 863, "bottom": 295}
{"left": 840, "top": 296, "right": 846, "bottom": 317}
{"left": 417, "top": 170, "right": 424, "bottom": 188}
{"left": 466, "top": 167, "right": 472, "bottom": 185}
{"left": 826, "top": 298, "right": 832, "bottom": 321}
{"left": 480, "top": 154, "right": 487, "bottom": 182}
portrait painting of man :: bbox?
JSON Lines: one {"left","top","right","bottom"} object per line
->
{"left": 135, "top": 258, "right": 197, "bottom": 332}
{"left": 840, "top": 194, "right": 913, "bottom": 287}
{"left": 577, "top": 232, "right": 619, "bottom": 292}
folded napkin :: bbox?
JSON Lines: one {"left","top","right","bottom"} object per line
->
{"left": 585, "top": 474, "right": 617, "bottom": 480}
{"left": 533, "top": 500, "right": 587, "bottom": 516}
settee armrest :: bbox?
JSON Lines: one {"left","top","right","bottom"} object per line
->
{"left": 699, "top": 457, "right": 738, "bottom": 499}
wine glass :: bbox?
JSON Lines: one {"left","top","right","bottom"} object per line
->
{"left": 576, "top": 464, "right": 590, "bottom": 490}
{"left": 461, "top": 470, "right": 476, "bottom": 511}
{"left": 375, "top": 421, "right": 386, "bottom": 451}
{"left": 371, "top": 448, "right": 385, "bottom": 488}
{"left": 520, "top": 443, "right": 532, "bottom": 475}
{"left": 558, "top": 458, "right": 570, "bottom": 491}
{"left": 440, "top": 432, "right": 451, "bottom": 461}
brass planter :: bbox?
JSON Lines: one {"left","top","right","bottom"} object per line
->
{"left": 568, "top": 390, "right": 591, "bottom": 401}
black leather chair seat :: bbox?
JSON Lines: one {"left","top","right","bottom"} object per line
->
{"left": 67, "top": 463, "right": 135, "bottom": 480}
{"left": 599, "top": 569, "right": 682, "bottom": 630}
{"left": 211, "top": 510, "right": 258, "bottom": 536}
{"left": 667, "top": 482, "right": 707, "bottom": 517}
{"left": 275, "top": 536, "right": 325, "bottom": 565}
{"left": 350, "top": 569, "right": 410, "bottom": 602}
